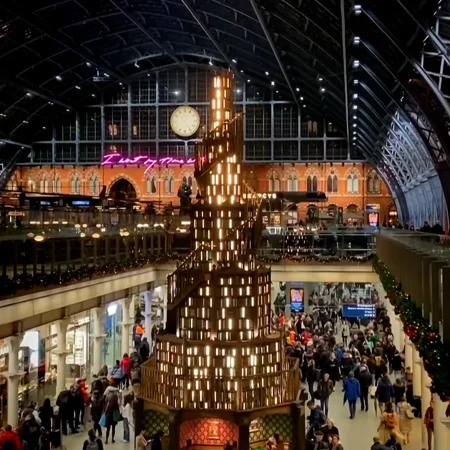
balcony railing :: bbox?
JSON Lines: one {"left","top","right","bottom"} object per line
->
{"left": 141, "top": 352, "right": 300, "bottom": 411}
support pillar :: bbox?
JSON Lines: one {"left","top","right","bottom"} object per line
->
{"left": 405, "top": 336, "right": 413, "bottom": 372}
{"left": 291, "top": 402, "right": 306, "bottom": 450}
{"left": 6, "top": 335, "right": 24, "bottom": 428}
{"left": 412, "top": 347, "right": 422, "bottom": 397}
{"left": 143, "top": 290, "right": 152, "bottom": 344}
{"left": 120, "top": 297, "right": 132, "bottom": 356}
{"left": 238, "top": 415, "right": 250, "bottom": 450}
{"left": 55, "top": 319, "right": 70, "bottom": 395}
{"left": 421, "top": 363, "right": 433, "bottom": 449}
{"left": 168, "top": 413, "right": 180, "bottom": 450}
{"left": 434, "top": 394, "right": 450, "bottom": 450}
{"left": 92, "top": 307, "right": 107, "bottom": 375}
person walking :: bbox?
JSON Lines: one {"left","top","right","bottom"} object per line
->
{"left": 376, "top": 375, "right": 394, "bottom": 414}
{"left": 120, "top": 353, "right": 132, "bottom": 389}
{"left": 398, "top": 396, "right": 414, "bottom": 445}
{"left": 393, "top": 379, "right": 405, "bottom": 412}
{"left": 306, "top": 359, "right": 318, "bottom": 400}
{"left": 391, "top": 349, "right": 403, "bottom": 380}
{"left": 424, "top": 399, "right": 434, "bottom": 450}
{"left": 90, "top": 390, "right": 104, "bottom": 437}
{"left": 103, "top": 386, "right": 120, "bottom": 444}
{"left": 343, "top": 371, "right": 360, "bottom": 419}
{"left": 316, "top": 373, "right": 334, "bottom": 417}
{"left": 82, "top": 429, "right": 104, "bottom": 450}
{"left": 377, "top": 401, "right": 404, "bottom": 443}
{"left": 358, "top": 364, "right": 373, "bottom": 412}
{"left": 121, "top": 394, "right": 133, "bottom": 443}
{"left": 325, "top": 353, "right": 340, "bottom": 387}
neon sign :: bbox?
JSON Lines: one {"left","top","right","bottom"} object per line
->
{"left": 101, "top": 153, "right": 195, "bottom": 174}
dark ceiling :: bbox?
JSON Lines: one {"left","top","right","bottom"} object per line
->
{"left": 0, "top": 0, "right": 438, "bottom": 143}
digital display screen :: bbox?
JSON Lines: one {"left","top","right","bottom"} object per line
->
{"left": 290, "top": 288, "right": 304, "bottom": 312}
{"left": 342, "top": 304, "right": 376, "bottom": 318}
{"left": 40, "top": 201, "right": 51, "bottom": 206}
{"left": 72, "top": 200, "right": 90, "bottom": 206}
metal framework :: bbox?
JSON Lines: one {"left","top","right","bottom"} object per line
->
{"left": 2, "top": 0, "right": 450, "bottom": 226}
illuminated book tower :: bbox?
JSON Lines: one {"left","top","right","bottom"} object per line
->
{"left": 142, "top": 73, "right": 300, "bottom": 450}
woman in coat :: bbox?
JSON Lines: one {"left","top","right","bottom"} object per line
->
{"left": 376, "top": 374, "right": 394, "bottom": 414}
{"left": 398, "top": 395, "right": 414, "bottom": 444}
{"left": 393, "top": 378, "right": 405, "bottom": 410}
{"left": 103, "top": 386, "right": 120, "bottom": 444}
{"left": 90, "top": 390, "right": 104, "bottom": 437}
{"left": 377, "top": 401, "right": 404, "bottom": 442}
{"left": 326, "top": 353, "right": 340, "bottom": 387}
{"left": 316, "top": 372, "right": 334, "bottom": 417}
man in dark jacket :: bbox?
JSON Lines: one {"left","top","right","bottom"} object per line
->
{"left": 376, "top": 375, "right": 394, "bottom": 412}
{"left": 56, "top": 390, "right": 78, "bottom": 435}
{"left": 358, "top": 365, "right": 373, "bottom": 412}
{"left": 306, "top": 400, "right": 327, "bottom": 437}
{"left": 140, "top": 337, "right": 150, "bottom": 361}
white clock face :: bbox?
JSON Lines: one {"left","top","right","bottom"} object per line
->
{"left": 170, "top": 106, "right": 201, "bottom": 137}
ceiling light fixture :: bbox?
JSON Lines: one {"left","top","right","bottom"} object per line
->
{"left": 271, "top": 81, "right": 275, "bottom": 86}
{"left": 247, "top": 79, "right": 251, "bottom": 83}
{"left": 134, "top": 61, "right": 140, "bottom": 68}
{"left": 353, "top": 60, "right": 360, "bottom": 68}
{"left": 353, "top": 79, "right": 359, "bottom": 85}
{"left": 353, "top": 105, "right": 358, "bottom": 110}
{"left": 23, "top": 120, "right": 29, "bottom": 124}
{"left": 55, "top": 75, "right": 62, "bottom": 81}
{"left": 265, "top": 71, "right": 269, "bottom": 76}
{"left": 353, "top": 36, "right": 361, "bottom": 45}
{"left": 86, "top": 62, "right": 92, "bottom": 67}
{"left": 353, "top": 93, "right": 359, "bottom": 99}
{"left": 300, "top": 96, "right": 304, "bottom": 100}
{"left": 321, "top": 87, "right": 326, "bottom": 92}
{"left": 232, "top": 59, "right": 237, "bottom": 63}
{"left": 75, "top": 85, "right": 81, "bottom": 90}
{"left": 296, "top": 87, "right": 300, "bottom": 92}
{"left": 209, "top": 59, "right": 213, "bottom": 66}
{"left": 26, "top": 93, "right": 32, "bottom": 97}
{"left": 354, "top": 5, "right": 362, "bottom": 15}
{"left": 318, "top": 77, "right": 323, "bottom": 81}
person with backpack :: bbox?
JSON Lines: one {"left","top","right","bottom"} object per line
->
{"left": 377, "top": 402, "right": 404, "bottom": 443}
{"left": 20, "top": 409, "right": 41, "bottom": 450}
{"left": 56, "top": 389, "right": 78, "bottom": 435}
{"left": 90, "top": 390, "right": 104, "bottom": 437}
{"left": 103, "top": 386, "right": 120, "bottom": 444}
{"left": 306, "top": 400, "right": 327, "bottom": 438}
{"left": 82, "top": 429, "right": 104, "bottom": 450}
{"left": 0, "top": 424, "right": 22, "bottom": 450}
{"left": 109, "top": 361, "right": 125, "bottom": 386}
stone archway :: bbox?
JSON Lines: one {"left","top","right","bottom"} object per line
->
{"left": 108, "top": 177, "right": 138, "bottom": 206}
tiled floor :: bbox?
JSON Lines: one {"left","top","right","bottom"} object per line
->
{"left": 64, "top": 393, "right": 424, "bottom": 450}
{"left": 63, "top": 421, "right": 132, "bottom": 450}
{"left": 311, "top": 382, "right": 424, "bottom": 450}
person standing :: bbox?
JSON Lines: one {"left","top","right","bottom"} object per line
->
{"left": 103, "top": 386, "right": 120, "bottom": 444}
{"left": 376, "top": 375, "right": 394, "bottom": 414}
{"left": 316, "top": 373, "right": 334, "bottom": 417}
{"left": 424, "top": 399, "right": 434, "bottom": 450}
{"left": 341, "top": 321, "right": 350, "bottom": 347}
{"left": 38, "top": 398, "right": 53, "bottom": 432}
{"left": 343, "top": 372, "right": 360, "bottom": 419}
{"left": 377, "top": 402, "right": 404, "bottom": 443}
{"left": 121, "top": 394, "right": 134, "bottom": 443}
{"left": 393, "top": 379, "right": 405, "bottom": 412}
{"left": 306, "top": 359, "right": 318, "bottom": 400}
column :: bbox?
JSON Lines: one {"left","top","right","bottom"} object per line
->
{"left": 120, "top": 297, "right": 132, "bottom": 356}
{"left": 434, "top": 394, "right": 450, "bottom": 450}
{"left": 6, "top": 335, "right": 23, "bottom": 428}
{"left": 291, "top": 402, "right": 306, "bottom": 450}
{"left": 168, "top": 413, "right": 180, "bottom": 450}
{"left": 421, "top": 363, "right": 433, "bottom": 449}
{"left": 55, "top": 319, "right": 70, "bottom": 395}
{"left": 412, "top": 347, "right": 422, "bottom": 397}
{"left": 92, "top": 307, "right": 107, "bottom": 375}
{"left": 238, "top": 416, "right": 250, "bottom": 450}
{"left": 405, "top": 336, "right": 413, "bottom": 372}
{"left": 143, "top": 291, "right": 152, "bottom": 344}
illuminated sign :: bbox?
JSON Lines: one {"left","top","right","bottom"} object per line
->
{"left": 101, "top": 153, "right": 195, "bottom": 174}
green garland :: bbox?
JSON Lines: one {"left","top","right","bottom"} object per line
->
{"left": 373, "top": 255, "right": 450, "bottom": 400}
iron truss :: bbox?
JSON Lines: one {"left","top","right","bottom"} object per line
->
{"left": 0, "top": 0, "right": 450, "bottom": 226}
{"left": 346, "top": 0, "right": 450, "bottom": 226}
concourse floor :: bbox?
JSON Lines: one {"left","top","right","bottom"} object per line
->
{"left": 63, "top": 421, "right": 132, "bottom": 450}
{"left": 314, "top": 383, "right": 424, "bottom": 450}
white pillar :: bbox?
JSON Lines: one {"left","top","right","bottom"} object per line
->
{"left": 92, "top": 307, "right": 106, "bottom": 375}
{"left": 405, "top": 336, "right": 414, "bottom": 372}
{"left": 144, "top": 290, "right": 152, "bottom": 343}
{"left": 433, "top": 394, "right": 450, "bottom": 450}
{"left": 6, "top": 335, "right": 23, "bottom": 427}
{"left": 421, "top": 363, "right": 433, "bottom": 449}
{"left": 412, "top": 347, "right": 422, "bottom": 397}
{"left": 120, "top": 297, "right": 132, "bottom": 356}
{"left": 55, "top": 319, "right": 70, "bottom": 395}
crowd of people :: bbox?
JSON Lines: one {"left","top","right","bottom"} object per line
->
{"left": 278, "top": 306, "right": 424, "bottom": 450}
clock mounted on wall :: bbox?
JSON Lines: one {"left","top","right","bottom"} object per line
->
{"left": 170, "top": 105, "right": 201, "bottom": 138}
